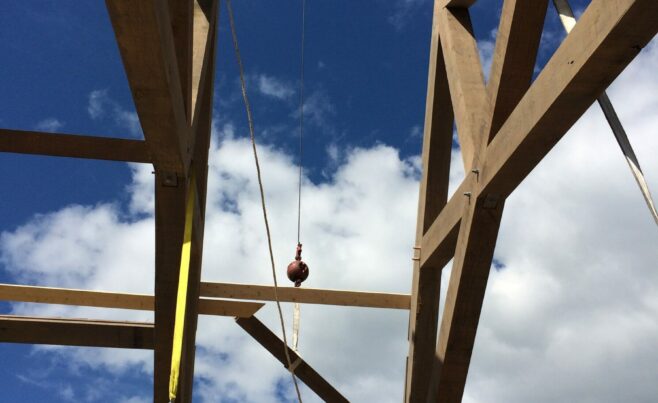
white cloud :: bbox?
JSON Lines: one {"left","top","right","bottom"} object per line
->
{"left": 35, "top": 118, "right": 64, "bottom": 132}
{"left": 388, "top": 0, "right": 429, "bottom": 31}
{"left": 409, "top": 124, "right": 422, "bottom": 138}
{"left": 118, "top": 396, "right": 150, "bottom": 403}
{"left": 294, "top": 88, "right": 335, "bottom": 128}
{"left": 86, "top": 89, "right": 142, "bottom": 137}
{"left": 87, "top": 89, "right": 107, "bottom": 119}
{"left": 256, "top": 74, "right": 295, "bottom": 100}
{"left": 1, "top": 39, "right": 657, "bottom": 403}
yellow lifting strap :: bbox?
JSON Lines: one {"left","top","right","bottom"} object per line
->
{"left": 169, "top": 174, "right": 197, "bottom": 402}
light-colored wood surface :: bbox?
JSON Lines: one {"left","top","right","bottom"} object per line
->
{"left": 106, "top": 0, "right": 191, "bottom": 174}
{"left": 200, "top": 282, "right": 411, "bottom": 309}
{"left": 480, "top": 0, "right": 658, "bottom": 199}
{"left": 236, "top": 316, "right": 349, "bottom": 403}
{"left": 404, "top": 0, "right": 455, "bottom": 399}
{"left": 423, "top": 3, "right": 547, "bottom": 399}
{"left": 0, "top": 283, "right": 263, "bottom": 318}
{"left": 0, "top": 129, "right": 151, "bottom": 163}
{"left": 178, "top": 3, "right": 218, "bottom": 400}
{"left": 427, "top": 193, "right": 505, "bottom": 402}
{"left": 486, "top": 0, "right": 548, "bottom": 140}
{"left": 106, "top": 0, "right": 219, "bottom": 398}
{"left": 0, "top": 315, "right": 154, "bottom": 349}
{"left": 438, "top": 6, "right": 488, "bottom": 171}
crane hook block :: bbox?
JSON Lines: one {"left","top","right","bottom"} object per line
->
{"left": 287, "top": 243, "right": 309, "bottom": 287}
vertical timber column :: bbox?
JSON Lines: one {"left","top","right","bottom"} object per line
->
{"left": 425, "top": 1, "right": 546, "bottom": 401}
{"left": 405, "top": 0, "right": 455, "bottom": 400}
{"left": 154, "top": 173, "right": 189, "bottom": 403}
{"left": 177, "top": 1, "right": 218, "bottom": 400}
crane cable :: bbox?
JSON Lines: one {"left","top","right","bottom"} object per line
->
{"left": 225, "top": 1, "right": 303, "bottom": 401}
{"left": 552, "top": 0, "right": 658, "bottom": 226}
{"left": 293, "top": 0, "right": 307, "bottom": 354}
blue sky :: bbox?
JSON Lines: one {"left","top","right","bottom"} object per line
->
{"left": 3, "top": 1, "right": 658, "bottom": 402}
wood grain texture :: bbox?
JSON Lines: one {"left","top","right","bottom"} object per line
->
{"left": 415, "top": 1, "right": 658, "bottom": 401}
{"left": 480, "top": 0, "right": 658, "bottom": 199}
{"left": 0, "top": 129, "right": 151, "bottom": 163}
{"left": 106, "top": 0, "right": 191, "bottom": 174}
{"left": 486, "top": 0, "right": 548, "bottom": 140}
{"left": 0, "top": 315, "right": 154, "bottom": 349}
{"left": 404, "top": 0, "right": 455, "bottom": 399}
{"left": 0, "top": 283, "right": 263, "bottom": 318}
{"left": 427, "top": 195, "right": 505, "bottom": 402}
{"left": 200, "top": 282, "right": 410, "bottom": 309}
{"left": 178, "top": 3, "right": 218, "bottom": 398}
{"left": 438, "top": 6, "right": 489, "bottom": 171}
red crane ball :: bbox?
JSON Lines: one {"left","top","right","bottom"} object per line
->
{"left": 287, "top": 243, "right": 309, "bottom": 287}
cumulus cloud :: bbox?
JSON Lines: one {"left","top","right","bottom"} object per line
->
{"left": 388, "top": 0, "right": 429, "bottom": 31}
{"left": 294, "top": 88, "right": 335, "bottom": 129}
{"left": 86, "top": 89, "right": 142, "bottom": 137}
{"left": 255, "top": 74, "right": 295, "bottom": 100}
{"left": 34, "top": 118, "right": 64, "bottom": 132}
{"left": 0, "top": 121, "right": 418, "bottom": 401}
{"left": 1, "top": 38, "right": 657, "bottom": 403}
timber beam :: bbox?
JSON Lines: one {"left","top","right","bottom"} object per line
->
{"left": 200, "top": 282, "right": 411, "bottom": 310}
{"left": 0, "top": 315, "right": 154, "bottom": 349}
{"left": 0, "top": 129, "right": 151, "bottom": 163}
{"left": 0, "top": 283, "right": 263, "bottom": 318}
{"left": 236, "top": 316, "right": 349, "bottom": 403}
{"left": 106, "top": 0, "right": 191, "bottom": 175}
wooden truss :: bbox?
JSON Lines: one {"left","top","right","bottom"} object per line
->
{"left": 0, "top": 0, "right": 656, "bottom": 402}
{"left": 405, "top": 0, "right": 658, "bottom": 401}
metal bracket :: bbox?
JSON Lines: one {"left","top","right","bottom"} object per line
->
{"left": 161, "top": 171, "right": 179, "bottom": 187}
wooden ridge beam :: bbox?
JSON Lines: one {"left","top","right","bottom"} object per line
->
{"left": 0, "top": 129, "right": 151, "bottom": 163}
{"left": 0, "top": 315, "right": 154, "bottom": 349}
{"left": 106, "top": 0, "right": 191, "bottom": 174}
{"left": 236, "top": 316, "right": 349, "bottom": 403}
{"left": 0, "top": 283, "right": 263, "bottom": 318}
{"left": 200, "top": 282, "right": 411, "bottom": 310}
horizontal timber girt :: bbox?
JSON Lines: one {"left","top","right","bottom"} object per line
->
{"left": 0, "top": 315, "right": 154, "bottom": 349}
